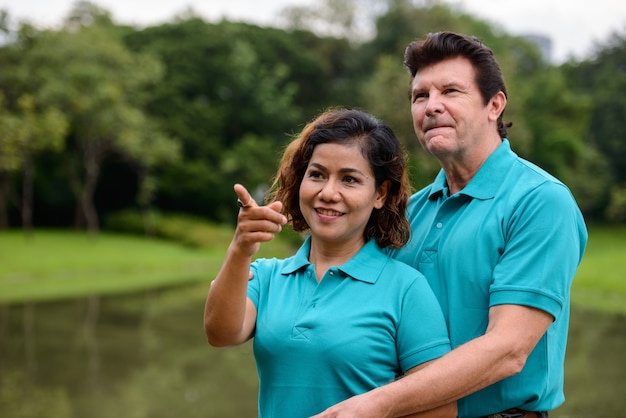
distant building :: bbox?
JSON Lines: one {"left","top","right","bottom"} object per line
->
{"left": 522, "top": 33, "right": 553, "bottom": 62}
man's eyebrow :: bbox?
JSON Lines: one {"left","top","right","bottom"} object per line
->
{"left": 442, "top": 81, "right": 465, "bottom": 89}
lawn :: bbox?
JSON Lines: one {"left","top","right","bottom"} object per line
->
{"left": 570, "top": 225, "right": 626, "bottom": 315}
{"left": 0, "top": 230, "right": 223, "bottom": 304}
{"left": 0, "top": 225, "right": 624, "bottom": 315}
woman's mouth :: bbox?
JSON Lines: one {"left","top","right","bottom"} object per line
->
{"left": 316, "top": 208, "right": 344, "bottom": 217}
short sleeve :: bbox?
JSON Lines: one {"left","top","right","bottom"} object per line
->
{"left": 396, "top": 270, "right": 451, "bottom": 372}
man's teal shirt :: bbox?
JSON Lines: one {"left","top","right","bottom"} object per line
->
{"left": 389, "top": 139, "right": 588, "bottom": 417}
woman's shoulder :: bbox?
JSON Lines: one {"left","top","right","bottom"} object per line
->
{"left": 251, "top": 255, "right": 291, "bottom": 270}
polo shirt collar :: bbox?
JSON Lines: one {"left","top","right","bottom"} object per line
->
{"left": 280, "top": 237, "right": 386, "bottom": 284}
{"left": 281, "top": 238, "right": 313, "bottom": 274}
{"left": 428, "top": 139, "right": 515, "bottom": 201}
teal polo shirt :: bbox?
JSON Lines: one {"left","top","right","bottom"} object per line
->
{"left": 389, "top": 139, "right": 588, "bottom": 417}
{"left": 248, "top": 238, "right": 451, "bottom": 418}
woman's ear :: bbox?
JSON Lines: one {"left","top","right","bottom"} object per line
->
{"left": 374, "top": 180, "right": 390, "bottom": 209}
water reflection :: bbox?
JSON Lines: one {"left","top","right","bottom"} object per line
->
{"left": 0, "top": 285, "right": 624, "bottom": 418}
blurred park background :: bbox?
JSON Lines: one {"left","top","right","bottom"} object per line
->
{"left": 0, "top": 0, "right": 625, "bottom": 417}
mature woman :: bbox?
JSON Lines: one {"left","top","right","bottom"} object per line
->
{"left": 204, "top": 108, "right": 455, "bottom": 418}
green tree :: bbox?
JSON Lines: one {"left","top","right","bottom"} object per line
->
{"left": 125, "top": 18, "right": 353, "bottom": 221}
{"left": 0, "top": 98, "right": 22, "bottom": 228}
{"left": 13, "top": 95, "right": 67, "bottom": 234}
{"left": 0, "top": 24, "right": 67, "bottom": 233}
{"left": 563, "top": 30, "right": 626, "bottom": 219}
{"left": 23, "top": 18, "right": 176, "bottom": 234}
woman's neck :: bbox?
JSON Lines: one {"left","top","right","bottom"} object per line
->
{"left": 308, "top": 238, "right": 364, "bottom": 281}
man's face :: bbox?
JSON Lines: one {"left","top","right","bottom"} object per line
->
{"left": 409, "top": 56, "right": 496, "bottom": 159}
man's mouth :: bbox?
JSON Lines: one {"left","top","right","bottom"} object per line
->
{"left": 424, "top": 123, "right": 449, "bottom": 132}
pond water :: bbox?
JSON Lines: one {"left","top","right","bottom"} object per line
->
{"left": 0, "top": 284, "right": 624, "bottom": 418}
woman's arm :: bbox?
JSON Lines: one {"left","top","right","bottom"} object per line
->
{"left": 203, "top": 184, "right": 286, "bottom": 347}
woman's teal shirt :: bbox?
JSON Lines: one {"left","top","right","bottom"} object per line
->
{"left": 248, "top": 238, "right": 451, "bottom": 418}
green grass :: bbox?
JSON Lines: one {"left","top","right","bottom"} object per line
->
{"left": 0, "top": 226, "right": 297, "bottom": 305}
{"left": 0, "top": 230, "right": 220, "bottom": 304}
{"left": 570, "top": 225, "right": 626, "bottom": 315}
{"left": 0, "top": 225, "right": 624, "bottom": 315}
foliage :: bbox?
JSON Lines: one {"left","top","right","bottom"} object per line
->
{"left": 562, "top": 29, "right": 626, "bottom": 215}
{"left": 28, "top": 23, "right": 178, "bottom": 234}
{"left": 0, "top": 0, "right": 624, "bottom": 229}
{"left": 520, "top": 67, "right": 592, "bottom": 192}
{"left": 0, "top": 95, "right": 68, "bottom": 231}
{"left": 0, "top": 26, "right": 70, "bottom": 230}
{"left": 605, "top": 183, "right": 626, "bottom": 222}
{"left": 104, "top": 209, "right": 303, "bottom": 251}
{"left": 103, "top": 210, "right": 237, "bottom": 248}
{"left": 123, "top": 18, "right": 354, "bottom": 222}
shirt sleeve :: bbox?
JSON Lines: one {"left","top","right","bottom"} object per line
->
{"left": 247, "top": 260, "right": 262, "bottom": 308}
{"left": 490, "top": 181, "right": 587, "bottom": 319}
{"left": 396, "top": 269, "right": 451, "bottom": 372}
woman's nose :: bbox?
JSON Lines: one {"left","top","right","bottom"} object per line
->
{"left": 318, "top": 179, "right": 340, "bottom": 201}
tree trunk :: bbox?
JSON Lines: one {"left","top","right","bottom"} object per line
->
{"left": 81, "top": 157, "right": 100, "bottom": 237}
{"left": 21, "top": 154, "right": 34, "bottom": 236}
{"left": 0, "top": 171, "right": 9, "bottom": 229}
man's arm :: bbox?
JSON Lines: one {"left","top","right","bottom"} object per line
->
{"left": 393, "top": 361, "right": 457, "bottom": 418}
{"left": 311, "top": 304, "right": 553, "bottom": 418}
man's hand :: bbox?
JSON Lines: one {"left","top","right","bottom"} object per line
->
{"left": 310, "top": 392, "right": 388, "bottom": 418}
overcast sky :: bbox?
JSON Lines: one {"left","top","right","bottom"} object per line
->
{"left": 2, "top": 0, "right": 625, "bottom": 63}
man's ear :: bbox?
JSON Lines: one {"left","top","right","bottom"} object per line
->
{"left": 488, "top": 91, "right": 507, "bottom": 122}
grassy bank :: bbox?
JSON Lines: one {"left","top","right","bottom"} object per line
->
{"left": 570, "top": 225, "right": 626, "bottom": 315}
{"left": 0, "top": 228, "right": 294, "bottom": 304}
{"left": 0, "top": 225, "right": 624, "bottom": 315}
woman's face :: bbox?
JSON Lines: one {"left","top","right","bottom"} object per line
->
{"left": 299, "top": 142, "right": 387, "bottom": 250}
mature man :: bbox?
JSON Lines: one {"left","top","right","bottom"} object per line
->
{"left": 313, "top": 31, "right": 587, "bottom": 418}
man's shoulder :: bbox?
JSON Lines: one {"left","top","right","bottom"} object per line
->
{"left": 514, "top": 156, "right": 563, "bottom": 184}
{"left": 508, "top": 156, "right": 577, "bottom": 203}
{"left": 408, "top": 183, "right": 435, "bottom": 203}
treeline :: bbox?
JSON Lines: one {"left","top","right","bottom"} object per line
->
{"left": 0, "top": 0, "right": 624, "bottom": 234}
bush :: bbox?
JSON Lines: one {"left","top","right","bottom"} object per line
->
{"left": 103, "top": 210, "right": 234, "bottom": 248}
{"left": 104, "top": 209, "right": 304, "bottom": 251}
{"left": 606, "top": 183, "right": 626, "bottom": 223}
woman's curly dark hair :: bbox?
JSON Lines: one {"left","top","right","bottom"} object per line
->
{"left": 266, "top": 108, "right": 412, "bottom": 249}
